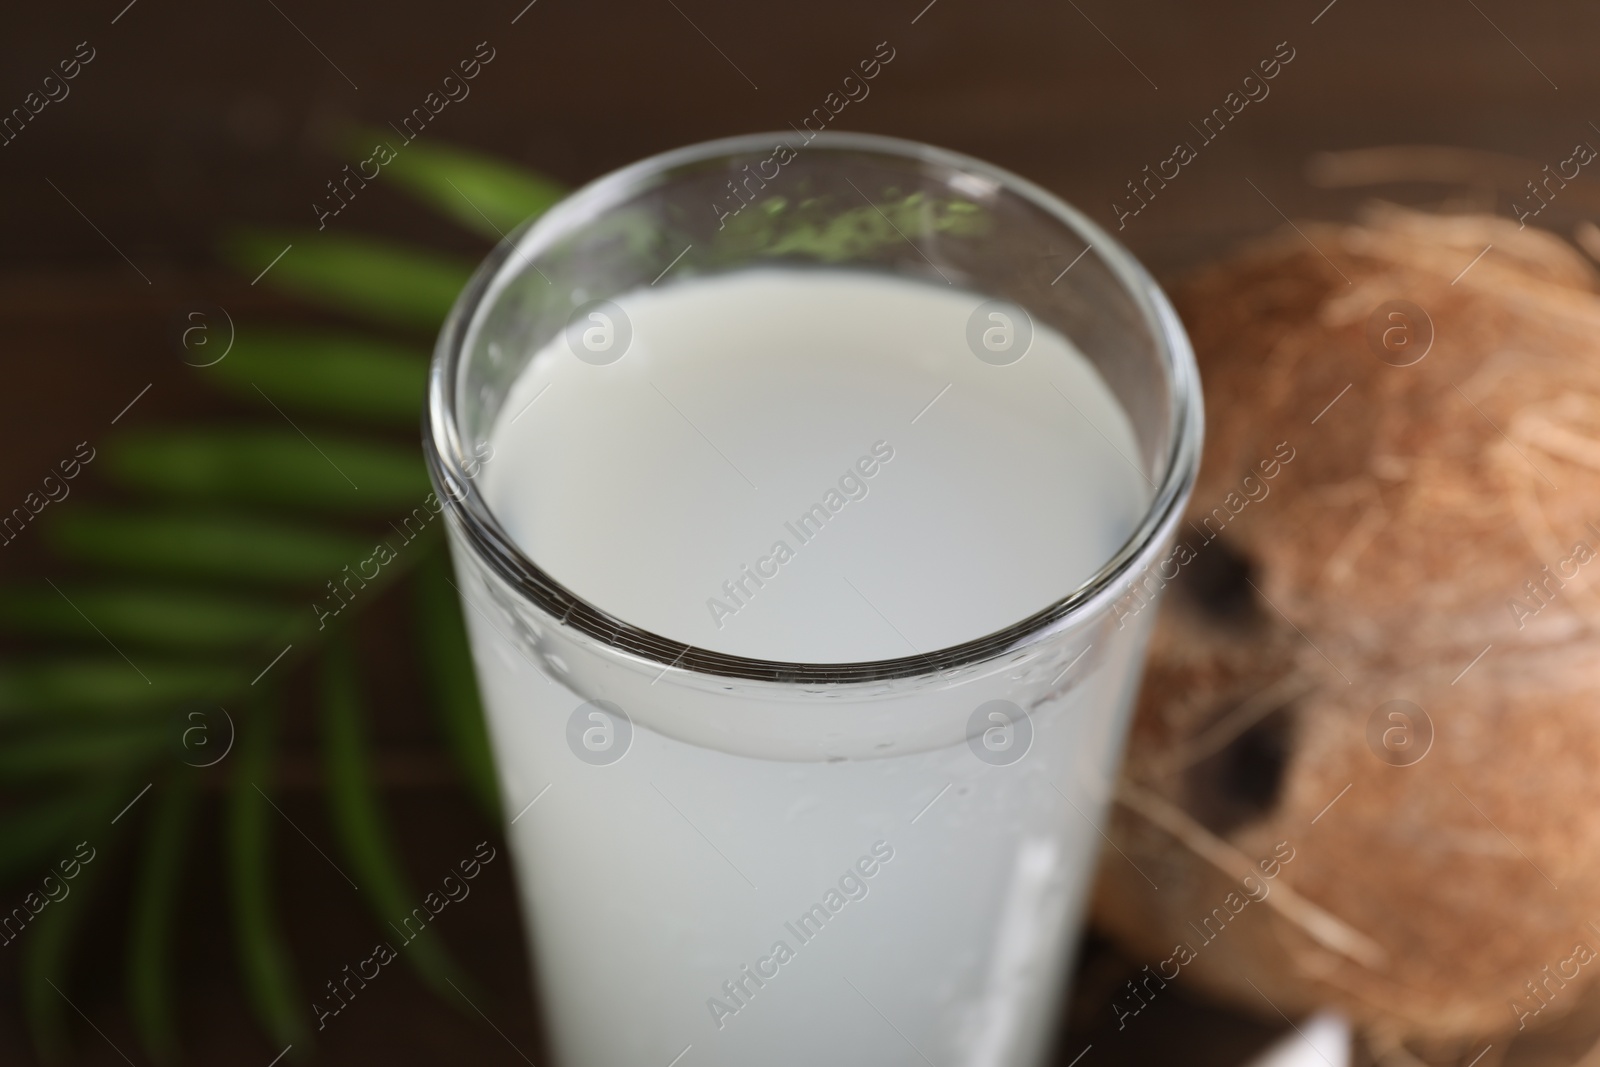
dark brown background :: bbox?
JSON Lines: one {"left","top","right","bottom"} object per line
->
{"left": 1, "top": 0, "right": 1594, "bottom": 1062}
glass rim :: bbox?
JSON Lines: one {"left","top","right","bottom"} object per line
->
{"left": 424, "top": 130, "right": 1203, "bottom": 686}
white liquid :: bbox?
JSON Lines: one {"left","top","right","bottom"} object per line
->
{"left": 461, "top": 270, "right": 1154, "bottom": 1067}
{"left": 484, "top": 269, "right": 1148, "bottom": 663}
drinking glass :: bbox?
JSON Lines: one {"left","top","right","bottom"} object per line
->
{"left": 424, "top": 131, "right": 1202, "bottom": 1067}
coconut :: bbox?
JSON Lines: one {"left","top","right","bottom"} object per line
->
{"left": 1093, "top": 203, "right": 1600, "bottom": 1064}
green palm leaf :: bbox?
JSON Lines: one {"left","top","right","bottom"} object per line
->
{"left": 223, "top": 230, "right": 472, "bottom": 330}
{"left": 106, "top": 429, "right": 430, "bottom": 514}
{"left": 48, "top": 508, "right": 371, "bottom": 586}
{"left": 229, "top": 702, "right": 309, "bottom": 1051}
{"left": 0, "top": 786, "right": 122, "bottom": 888}
{"left": 205, "top": 330, "right": 428, "bottom": 427}
{"left": 18, "top": 782, "right": 126, "bottom": 1061}
{"left": 22, "top": 863, "right": 98, "bottom": 1063}
{"left": 319, "top": 638, "right": 469, "bottom": 1000}
{"left": 0, "top": 721, "right": 170, "bottom": 780}
{"left": 127, "top": 773, "right": 198, "bottom": 1064}
{"left": 0, "top": 586, "right": 301, "bottom": 650}
{"left": 415, "top": 554, "right": 499, "bottom": 821}
{"left": 367, "top": 132, "right": 564, "bottom": 241}
{"left": 0, "top": 659, "right": 239, "bottom": 717}
{"left": 2, "top": 131, "right": 567, "bottom": 1056}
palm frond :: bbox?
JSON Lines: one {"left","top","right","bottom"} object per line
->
{"left": 204, "top": 331, "right": 428, "bottom": 426}
{"left": 104, "top": 429, "right": 430, "bottom": 514}
{"left": 319, "top": 638, "right": 471, "bottom": 999}
{"left": 127, "top": 771, "right": 198, "bottom": 1064}
{"left": 0, "top": 659, "right": 239, "bottom": 717}
{"left": 229, "top": 702, "right": 310, "bottom": 1052}
{"left": 365, "top": 131, "right": 564, "bottom": 241}
{"left": 4, "top": 130, "right": 562, "bottom": 1057}
{"left": 19, "top": 782, "right": 126, "bottom": 1062}
{"left": 414, "top": 554, "right": 499, "bottom": 822}
{"left": 48, "top": 508, "right": 374, "bottom": 584}
{"left": 0, "top": 586, "right": 302, "bottom": 650}
{"left": 0, "top": 585, "right": 300, "bottom": 652}
{"left": 222, "top": 231, "right": 472, "bottom": 330}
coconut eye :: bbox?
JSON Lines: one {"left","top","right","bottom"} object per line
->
{"left": 1183, "top": 705, "right": 1294, "bottom": 835}
{"left": 1180, "top": 539, "right": 1261, "bottom": 624}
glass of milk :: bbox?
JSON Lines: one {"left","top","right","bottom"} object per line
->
{"left": 424, "top": 132, "right": 1201, "bottom": 1067}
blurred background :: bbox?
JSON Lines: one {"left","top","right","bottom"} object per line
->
{"left": 2, "top": 0, "right": 1596, "bottom": 1063}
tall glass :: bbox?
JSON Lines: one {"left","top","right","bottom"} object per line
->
{"left": 425, "top": 132, "right": 1201, "bottom": 1067}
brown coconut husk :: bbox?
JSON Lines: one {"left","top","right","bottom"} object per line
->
{"left": 1093, "top": 200, "right": 1600, "bottom": 1065}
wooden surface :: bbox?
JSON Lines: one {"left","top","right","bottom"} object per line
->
{"left": 3, "top": 0, "right": 1598, "bottom": 1062}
